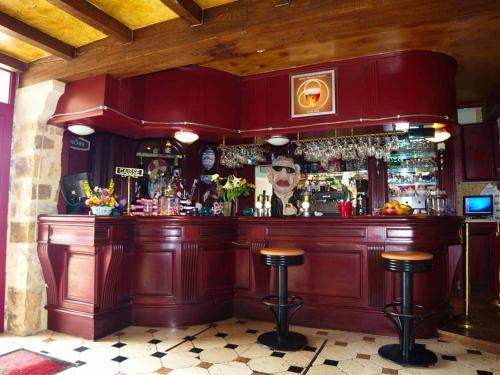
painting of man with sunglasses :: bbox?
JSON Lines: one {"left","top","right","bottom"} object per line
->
{"left": 267, "top": 156, "right": 301, "bottom": 217}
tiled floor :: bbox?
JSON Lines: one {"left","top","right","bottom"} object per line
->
{"left": 0, "top": 318, "right": 499, "bottom": 374}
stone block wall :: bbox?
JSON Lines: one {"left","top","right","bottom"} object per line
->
{"left": 5, "top": 80, "right": 65, "bottom": 335}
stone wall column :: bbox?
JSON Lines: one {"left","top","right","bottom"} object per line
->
{"left": 5, "top": 80, "right": 65, "bottom": 335}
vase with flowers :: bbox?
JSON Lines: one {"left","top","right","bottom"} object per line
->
{"left": 84, "top": 179, "right": 118, "bottom": 216}
{"left": 211, "top": 174, "right": 255, "bottom": 216}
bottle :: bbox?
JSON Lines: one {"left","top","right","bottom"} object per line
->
{"left": 158, "top": 188, "right": 169, "bottom": 216}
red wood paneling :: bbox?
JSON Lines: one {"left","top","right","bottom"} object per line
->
{"left": 133, "top": 252, "right": 174, "bottom": 296}
{"left": 462, "top": 122, "right": 497, "bottom": 181}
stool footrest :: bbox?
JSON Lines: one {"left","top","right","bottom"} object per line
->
{"left": 383, "top": 302, "right": 433, "bottom": 321}
{"left": 262, "top": 295, "right": 304, "bottom": 310}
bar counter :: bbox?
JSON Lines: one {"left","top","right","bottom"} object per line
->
{"left": 37, "top": 214, "right": 463, "bottom": 339}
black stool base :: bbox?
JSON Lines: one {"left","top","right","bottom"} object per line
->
{"left": 378, "top": 343, "right": 437, "bottom": 367}
{"left": 257, "top": 331, "right": 307, "bottom": 351}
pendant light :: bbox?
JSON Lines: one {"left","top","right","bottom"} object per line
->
{"left": 266, "top": 135, "right": 290, "bottom": 146}
{"left": 174, "top": 130, "right": 199, "bottom": 144}
{"left": 67, "top": 124, "right": 95, "bottom": 136}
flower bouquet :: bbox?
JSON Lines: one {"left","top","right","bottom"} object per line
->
{"left": 211, "top": 174, "right": 255, "bottom": 216}
{"left": 83, "top": 179, "right": 117, "bottom": 216}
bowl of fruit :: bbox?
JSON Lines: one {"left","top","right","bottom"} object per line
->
{"left": 381, "top": 200, "right": 414, "bottom": 215}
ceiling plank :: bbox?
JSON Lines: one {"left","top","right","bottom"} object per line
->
{"left": 45, "top": 0, "right": 132, "bottom": 43}
{"left": 20, "top": 0, "right": 500, "bottom": 104}
{"left": 0, "top": 52, "right": 27, "bottom": 72}
{"left": 160, "top": 0, "right": 203, "bottom": 26}
{"left": 271, "top": 0, "right": 291, "bottom": 6}
{"left": 0, "top": 11, "right": 75, "bottom": 59}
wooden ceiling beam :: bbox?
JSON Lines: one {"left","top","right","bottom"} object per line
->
{"left": 0, "top": 11, "right": 75, "bottom": 59}
{"left": 19, "top": 0, "right": 500, "bottom": 104}
{"left": 45, "top": 0, "right": 133, "bottom": 43}
{"left": 0, "top": 52, "right": 27, "bottom": 73}
{"left": 160, "top": 0, "right": 203, "bottom": 26}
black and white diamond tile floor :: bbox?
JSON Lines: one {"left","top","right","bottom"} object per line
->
{"left": 0, "top": 318, "right": 498, "bottom": 374}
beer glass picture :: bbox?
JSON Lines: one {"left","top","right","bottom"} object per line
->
{"left": 291, "top": 69, "right": 335, "bottom": 118}
{"left": 304, "top": 87, "right": 321, "bottom": 106}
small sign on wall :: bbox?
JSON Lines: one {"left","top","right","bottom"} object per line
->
{"left": 291, "top": 69, "right": 336, "bottom": 118}
{"left": 69, "top": 136, "right": 90, "bottom": 151}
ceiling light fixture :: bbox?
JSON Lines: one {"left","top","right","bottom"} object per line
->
{"left": 266, "top": 135, "right": 290, "bottom": 146}
{"left": 426, "top": 129, "right": 451, "bottom": 143}
{"left": 174, "top": 130, "right": 199, "bottom": 144}
{"left": 67, "top": 124, "right": 95, "bottom": 136}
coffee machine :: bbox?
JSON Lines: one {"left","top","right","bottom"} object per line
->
{"left": 355, "top": 179, "right": 369, "bottom": 215}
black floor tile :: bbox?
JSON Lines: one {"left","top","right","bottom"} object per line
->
{"left": 148, "top": 339, "right": 162, "bottom": 345}
{"left": 442, "top": 355, "right": 457, "bottom": 361}
{"left": 324, "top": 359, "right": 339, "bottom": 366}
{"left": 73, "top": 346, "right": 89, "bottom": 352}
{"left": 183, "top": 336, "right": 196, "bottom": 341}
{"left": 225, "top": 344, "right": 238, "bottom": 349}
{"left": 151, "top": 352, "right": 166, "bottom": 358}
{"left": 246, "top": 329, "right": 258, "bottom": 334}
{"left": 112, "top": 342, "right": 126, "bottom": 348}
{"left": 467, "top": 349, "right": 482, "bottom": 355}
{"left": 303, "top": 346, "right": 316, "bottom": 352}
{"left": 190, "top": 348, "right": 204, "bottom": 353}
{"left": 215, "top": 333, "right": 228, "bottom": 338}
{"left": 75, "top": 360, "right": 86, "bottom": 367}
{"left": 477, "top": 371, "right": 493, "bottom": 375}
{"left": 288, "top": 365, "right": 304, "bottom": 373}
{"left": 271, "top": 351, "right": 285, "bottom": 358}
{"left": 111, "top": 355, "right": 128, "bottom": 363}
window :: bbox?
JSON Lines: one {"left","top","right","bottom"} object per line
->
{"left": 0, "top": 69, "right": 11, "bottom": 104}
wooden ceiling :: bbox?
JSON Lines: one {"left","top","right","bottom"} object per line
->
{"left": 1, "top": 0, "right": 500, "bottom": 106}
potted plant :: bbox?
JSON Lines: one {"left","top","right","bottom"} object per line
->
{"left": 211, "top": 174, "right": 255, "bottom": 216}
{"left": 83, "top": 179, "right": 118, "bottom": 216}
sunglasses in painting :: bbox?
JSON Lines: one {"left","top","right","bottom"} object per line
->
{"left": 272, "top": 166, "right": 296, "bottom": 173}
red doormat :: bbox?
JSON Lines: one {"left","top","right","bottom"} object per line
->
{"left": 0, "top": 348, "right": 73, "bottom": 374}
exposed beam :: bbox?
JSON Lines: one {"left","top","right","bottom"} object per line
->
{"left": 0, "top": 52, "right": 27, "bottom": 73}
{"left": 45, "top": 0, "right": 132, "bottom": 43}
{"left": 20, "top": 0, "right": 500, "bottom": 105}
{"left": 160, "top": 0, "right": 203, "bottom": 26}
{"left": 0, "top": 11, "right": 75, "bottom": 59}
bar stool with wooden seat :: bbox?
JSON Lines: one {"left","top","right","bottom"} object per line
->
{"left": 379, "top": 251, "right": 438, "bottom": 367}
{"left": 257, "top": 247, "right": 307, "bottom": 351}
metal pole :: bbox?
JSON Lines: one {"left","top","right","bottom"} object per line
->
{"left": 127, "top": 175, "right": 131, "bottom": 215}
{"left": 401, "top": 271, "right": 413, "bottom": 362}
{"left": 278, "top": 265, "right": 288, "bottom": 340}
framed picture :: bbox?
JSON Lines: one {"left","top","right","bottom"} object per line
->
{"left": 291, "top": 69, "right": 336, "bottom": 118}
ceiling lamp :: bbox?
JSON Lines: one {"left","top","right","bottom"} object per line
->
{"left": 266, "top": 135, "right": 290, "bottom": 146}
{"left": 426, "top": 128, "right": 451, "bottom": 143}
{"left": 174, "top": 130, "right": 199, "bottom": 144}
{"left": 67, "top": 124, "right": 95, "bottom": 136}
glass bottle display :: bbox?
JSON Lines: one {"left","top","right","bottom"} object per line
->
{"left": 387, "top": 138, "right": 437, "bottom": 213}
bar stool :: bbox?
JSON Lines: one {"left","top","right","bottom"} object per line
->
{"left": 257, "top": 247, "right": 307, "bottom": 351}
{"left": 379, "top": 251, "right": 437, "bottom": 367}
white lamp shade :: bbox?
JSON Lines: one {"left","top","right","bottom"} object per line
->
{"left": 174, "top": 130, "right": 199, "bottom": 144}
{"left": 425, "top": 129, "right": 451, "bottom": 143}
{"left": 266, "top": 135, "right": 290, "bottom": 146}
{"left": 67, "top": 124, "right": 95, "bottom": 136}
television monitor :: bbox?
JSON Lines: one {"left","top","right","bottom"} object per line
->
{"left": 62, "top": 172, "right": 93, "bottom": 213}
{"left": 463, "top": 195, "right": 493, "bottom": 218}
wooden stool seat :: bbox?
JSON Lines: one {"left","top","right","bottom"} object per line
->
{"left": 260, "top": 248, "right": 305, "bottom": 257}
{"left": 381, "top": 251, "right": 433, "bottom": 262}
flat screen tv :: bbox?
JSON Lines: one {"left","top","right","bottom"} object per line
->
{"left": 463, "top": 195, "right": 493, "bottom": 218}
